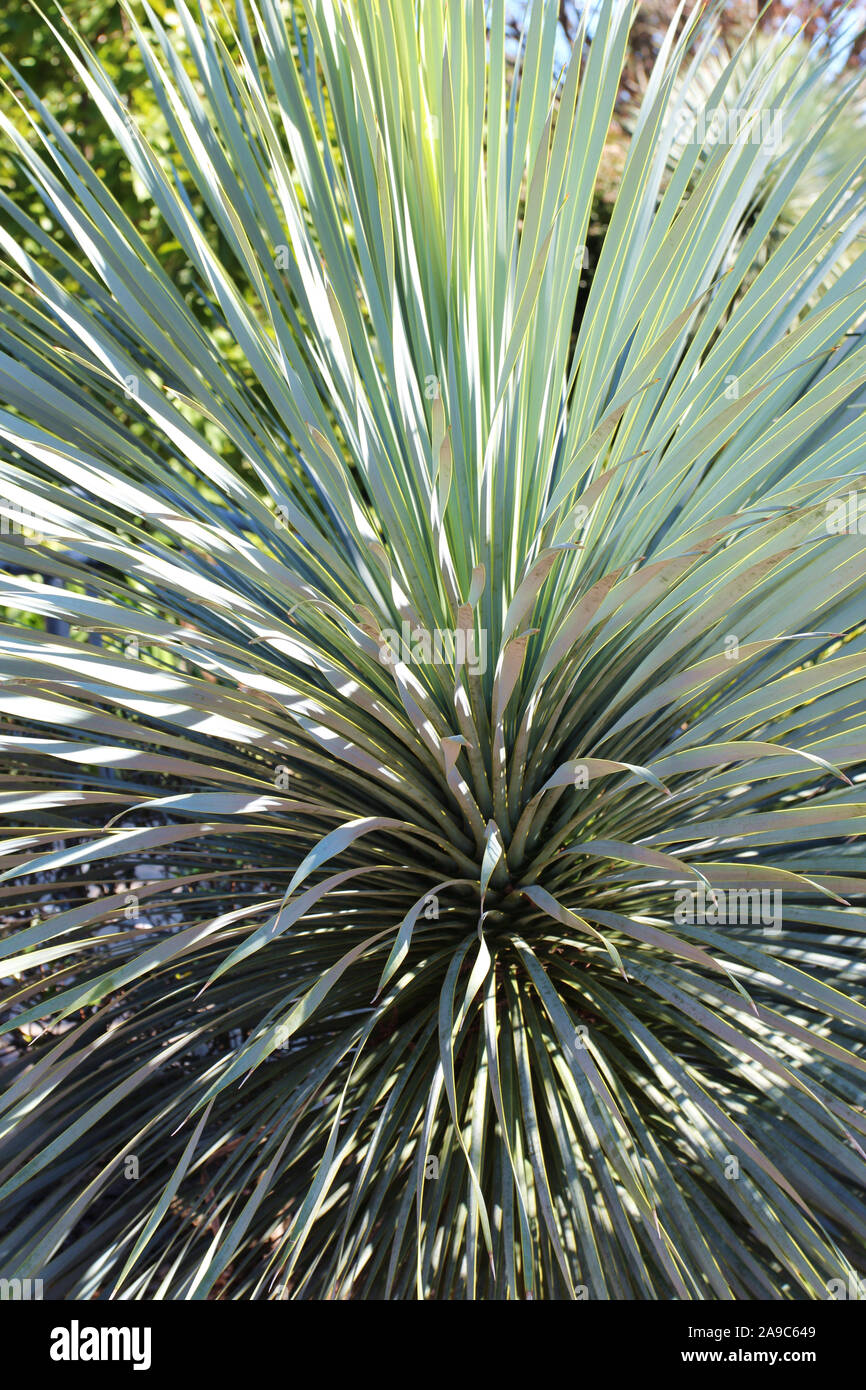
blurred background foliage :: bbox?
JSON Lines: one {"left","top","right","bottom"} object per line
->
{"left": 2, "top": 2, "right": 174, "bottom": 267}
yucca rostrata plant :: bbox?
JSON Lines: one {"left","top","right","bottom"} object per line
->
{"left": 1, "top": 0, "right": 866, "bottom": 1301}
{"left": 629, "top": 25, "right": 866, "bottom": 271}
